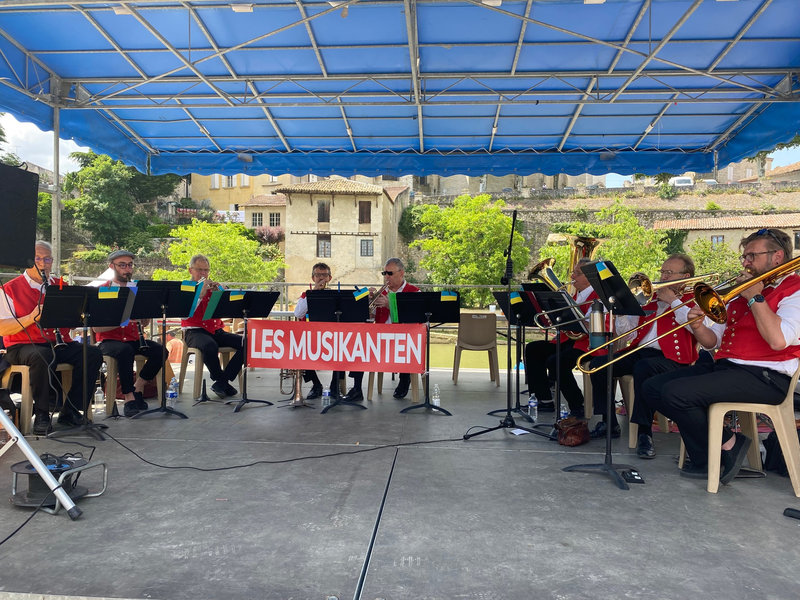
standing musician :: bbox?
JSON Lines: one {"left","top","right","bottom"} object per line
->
{"left": 93, "top": 250, "right": 165, "bottom": 418}
{"left": 343, "top": 258, "right": 420, "bottom": 402}
{"left": 588, "top": 254, "right": 703, "bottom": 445}
{"left": 0, "top": 241, "right": 103, "bottom": 435}
{"left": 524, "top": 257, "right": 596, "bottom": 417}
{"left": 643, "top": 229, "right": 800, "bottom": 483}
{"left": 293, "top": 262, "right": 341, "bottom": 399}
{"left": 181, "top": 254, "right": 244, "bottom": 399}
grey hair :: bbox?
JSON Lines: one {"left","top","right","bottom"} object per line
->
{"left": 385, "top": 257, "right": 404, "bottom": 270}
{"left": 189, "top": 254, "right": 209, "bottom": 268}
{"left": 35, "top": 240, "right": 52, "bottom": 253}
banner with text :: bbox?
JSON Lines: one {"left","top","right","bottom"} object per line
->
{"left": 248, "top": 320, "right": 426, "bottom": 373}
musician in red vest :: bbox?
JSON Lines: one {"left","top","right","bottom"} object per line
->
{"left": 588, "top": 254, "right": 702, "bottom": 447}
{"left": 524, "top": 257, "right": 598, "bottom": 418}
{"left": 644, "top": 229, "right": 800, "bottom": 484}
{"left": 181, "top": 254, "right": 244, "bottom": 399}
{"left": 0, "top": 241, "right": 103, "bottom": 435}
{"left": 343, "top": 258, "right": 420, "bottom": 402}
{"left": 93, "top": 249, "right": 165, "bottom": 418}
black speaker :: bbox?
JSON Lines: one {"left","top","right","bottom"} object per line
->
{"left": 0, "top": 163, "right": 39, "bottom": 270}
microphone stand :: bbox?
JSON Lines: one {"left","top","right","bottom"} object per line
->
{"left": 465, "top": 210, "right": 536, "bottom": 440}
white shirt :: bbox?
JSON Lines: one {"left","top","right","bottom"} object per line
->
{"left": 0, "top": 271, "right": 49, "bottom": 319}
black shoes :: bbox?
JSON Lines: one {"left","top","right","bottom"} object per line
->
{"left": 343, "top": 387, "right": 364, "bottom": 402}
{"left": 211, "top": 380, "right": 228, "bottom": 399}
{"left": 33, "top": 413, "right": 52, "bottom": 435}
{"left": 538, "top": 401, "right": 556, "bottom": 413}
{"left": 636, "top": 434, "right": 656, "bottom": 459}
{"left": 132, "top": 391, "right": 149, "bottom": 411}
{"left": 392, "top": 385, "right": 409, "bottom": 399}
{"left": 306, "top": 385, "right": 323, "bottom": 400}
{"left": 720, "top": 432, "right": 752, "bottom": 485}
{"left": 56, "top": 407, "right": 84, "bottom": 427}
{"left": 589, "top": 421, "right": 621, "bottom": 439}
{"left": 679, "top": 462, "right": 708, "bottom": 479}
{"left": 124, "top": 401, "right": 141, "bottom": 418}
{"left": 222, "top": 382, "right": 238, "bottom": 397}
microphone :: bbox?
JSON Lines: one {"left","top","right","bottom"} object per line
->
{"left": 589, "top": 299, "right": 606, "bottom": 349}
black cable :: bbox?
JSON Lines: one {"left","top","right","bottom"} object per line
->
{"left": 0, "top": 484, "right": 63, "bottom": 547}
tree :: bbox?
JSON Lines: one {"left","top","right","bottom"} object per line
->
{"left": 36, "top": 192, "right": 52, "bottom": 238}
{"left": 152, "top": 220, "right": 284, "bottom": 284}
{"left": 687, "top": 238, "right": 741, "bottom": 284}
{"left": 411, "top": 194, "right": 529, "bottom": 307}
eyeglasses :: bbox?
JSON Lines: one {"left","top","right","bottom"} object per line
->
{"left": 740, "top": 250, "right": 776, "bottom": 263}
{"left": 659, "top": 269, "right": 687, "bottom": 277}
{"left": 34, "top": 256, "right": 54, "bottom": 264}
{"left": 113, "top": 262, "right": 134, "bottom": 268}
{"left": 381, "top": 270, "right": 395, "bottom": 276}
{"left": 312, "top": 272, "right": 330, "bottom": 278}
{"left": 191, "top": 267, "right": 210, "bottom": 273}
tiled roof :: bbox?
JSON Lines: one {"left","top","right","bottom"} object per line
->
{"left": 653, "top": 213, "right": 800, "bottom": 230}
{"left": 274, "top": 180, "right": 383, "bottom": 195}
{"left": 765, "top": 161, "right": 800, "bottom": 178}
{"left": 243, "top": 193, "right": 287, "bottom": 207}
{"left": 382, "top": 185, "right": 409, "bottom": 202}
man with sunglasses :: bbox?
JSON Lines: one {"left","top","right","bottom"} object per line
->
{"left": 0, "top": 241, "right": 103, "bottom": 434}
{"left": 342, "top": 258, "right": 419, "bottom": 402}
{"left": 643, "top": 229, "right": 800, "bottom": 484}
{"left": 93, "top": 250, "right": 165, "bottom": 417}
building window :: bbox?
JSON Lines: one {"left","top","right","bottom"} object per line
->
{"left": 211, "top": 174, "right": 220, "bottom": 189}
{"left": 360, "top": 239, "right": 374, "bottom": 257}
{"left": 317, "top": 199, "right": 330, "bottom": 223}
{"left": 241, "top": 174, "right": 249, "bottom": 187}
{"left": 794, "top": 231, "right": 800, "bottom": 250}
{"left": 317, "top": 234, "right": 331, "bottom": 258}
{"left": 223, "top": 175, "right": 236, "bottom": 188}
{"left": 269, "top": 212, "right": 281, "bottom": 227}
{"left": 382, "top": 175, "right": 398, "bottom": 182}
{"left": 252, "top": 212, "right": 263, "bottom": 227}
{"left": 358, "top": 200, "right": 371, "bottom": 224}
{"left": 711, "top": 235, "right": 724, "bottom": 247}
{"left": 745, "top": 168, "right": 753, "bottom": 179}
{"left": 268, "top": 174, "right": 278, "bottom": 183}
{"left": 308, "top": 174, "right": 318, "bottom": 183}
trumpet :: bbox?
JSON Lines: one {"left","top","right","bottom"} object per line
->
{"left": 368, "top": 283, "right": 390, "bottom": 308}
{"left": 199, "top": 277, "right": 224, "bottom": 292}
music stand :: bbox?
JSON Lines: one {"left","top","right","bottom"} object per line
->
{"left": 563, "top": 260, "right": 644, "bottom": 490}
{"left": 394, "top": 291, "right": 460, "bottom": 416}
{"left": 41, "top": 285, "right": 135, "bottom": 440}
{"left": 203, "top": 290, "right": 279, "bottom": 413}
{"left": 129, "top": 280, "right": 199, "bottom": 421}
{"left": 306, "top": 290, "right": 369, "bottom": 414}
{"left": 491, "top": 287, "right": 545, "bottom": 422}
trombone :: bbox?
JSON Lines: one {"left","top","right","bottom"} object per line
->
{"left": 628, "top": 272, "right": 719, "bottom": 306}
{"left": 576, "top": 258, "right": 800, "bottom": 374}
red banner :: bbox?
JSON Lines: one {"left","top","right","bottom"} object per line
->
{"left": 247, "top": 320, "right": 426, "bottom": 373}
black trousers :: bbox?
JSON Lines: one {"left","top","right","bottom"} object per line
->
{"left": 98, "top": 339, "right": 164, "bottom": 394}
{"left": 183, "top": 329, "right": 244, "bottom": 383}
{"left": 643, "top": 359, "right": 789, "bottom": 467}
{"left": 303, "top": 369, "right": 342, "bottom": 389}
{"left": 629, "top": 354, "right": 689, "bottom": 429}
{"left": 349, "top": 371, "right": 409, "bottom": 391}
{"left": 524, "top": 339, "right": 584, "bottom": 412}
{"left": 5, "top": 341, "right": 103, "bottom": 416}
{"left": 589, "top": 347, "right": 669, "bottom": 419}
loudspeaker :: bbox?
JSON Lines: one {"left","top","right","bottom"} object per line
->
{"left": 0, "top": 163, "right": 38, "bottom": 270}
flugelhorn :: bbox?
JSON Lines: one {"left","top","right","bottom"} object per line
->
{"left": 576, "top": 259, "right": 800, "bottom": 375}
{"left": 369, "top": 283, "right": 390, "bottom": 308}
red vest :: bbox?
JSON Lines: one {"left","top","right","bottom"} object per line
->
{"left": 552, "top": 289, "right": 598, "bottom": 352}
{"left": 2, "top": 274, "right": 72, "bottom": 347}
{"left": 375, "top": 282, "right": 420, "bottom": 324}
{"left": 181, "top": 289, "right": 224, "bottom": 333}
{"left": 94, "top": 281, "right": 140, "bottom": 343}
{"left": 716, "top": 274, "right": 800, "bottom": 363}
{"left": 626, "top": 293, "right": 698, "bottom": 365}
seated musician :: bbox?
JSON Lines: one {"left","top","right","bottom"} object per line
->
{"left": 643, "top": 229, "right": 800, "bottom": 483}
{"left": 293, "top": 262, "right": 341, "bottom": 399}
{"left": 181, "top": 254, "right": 244, "bottom": 399}
{"left": 524, "top": 257, "right": 596, "bottom": 417}
{"left": 588, "top": 254, "right": 703, "bottom": 451}
{"left": 93, "top": 250, "right": 164, "bottom": 418}
{"left": 0, "top": 241, "right": 103, "bottom": 434}
{"left": 344, "top": 258, "right": 420, "bottom": 402}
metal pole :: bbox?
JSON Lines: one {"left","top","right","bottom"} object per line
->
{"left": 51, "top": 106, "right": 62, "bottom": 275}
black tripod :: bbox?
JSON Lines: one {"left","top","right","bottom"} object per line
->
{"left": 401, "top": 312, "right": 451, "bottom": 416}
{"left": 228, "top": 308, "right": 273, "bottom": 413}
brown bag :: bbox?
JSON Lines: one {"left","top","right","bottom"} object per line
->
{"left": 555, "top": 417, "right": 590, "bottom": 447}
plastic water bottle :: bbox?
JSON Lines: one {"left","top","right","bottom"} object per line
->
{"left": 167, "top": 377, "right": 179, "bottom": 407}
{"left": 527, "top": 394, "right": 538, "bottom": 421}
{"left": 559, "top": 399, "right": 569, "bottom": 420}
{"left": 94, "top": 386, "right": 105, "bottom": 408}
{"left": 322, "top": 387, "right": 331, "bottom": 408}
{"left": 432, "top": 384, "right": 440, "bottom": 407}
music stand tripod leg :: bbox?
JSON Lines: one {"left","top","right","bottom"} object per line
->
{"left": 488, "top": 320, "right": 531, "bottom": 422}
{"left": 226, "top": 314, "right": 272, "bottom": 413}
{"left": 133, "top": 311, "right": 187, "bottom": 420}
{"left": 401, "top": 318, "right": 451, "bottom": 415}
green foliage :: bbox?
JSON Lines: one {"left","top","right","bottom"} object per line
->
{"left": 411, "top": 194, "right": 529, "bottom": 307}
{"left": 687, "top": 238, "right": 741, "bottom": 283}
{"left": 705, "top": 201, "right": 722, "bottom": 211}
{"left": 147, "top": 224, "right": 173, "bottom": 238}
{"left": 73, "top": 244, "right": 114, "bottom": 263}
{"left": 37, "top": 192, "right": 52, "bottom": 238}
{"left": 654, "top": 173, "right": 674, "bottom": 185}
{"left": 398, "top": 204, "right": 426, "bottom": 242}
{"left": 152, "top": 220, "right": 284, "bottom": 284}
{"left": 656, "top": 182, "right": 678, "bottom": 200}
{"left": 543, "top": 199, "right": 668, "bottom": 282}
{"left": 572, "top": 204, "right": 590, "bottom": 220}
{"left": 662, "top": 229, "right": 688, "bottom": 255}
{"left": 758, "top": 203, "right": 777, "bottom": 214}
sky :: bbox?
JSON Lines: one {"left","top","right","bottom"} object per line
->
{"left": 1, "top": 112, "right": 798, "bottom": 179}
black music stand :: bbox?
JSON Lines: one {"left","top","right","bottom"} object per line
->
{"left": 129, "top": 280, "right": 199, "bottom": 421}
{"left": 203, "top": 290, "right": 280, "bottom": 413}
{"left": 41, "top": 285, "right": 135, "bottom": 440}
{"left": 306, "top": 290, "right": 369, "bottom": 414}
{"left": 491, "top": 287, "right": 545, "bottom": 423}
{"left": 394, "top": 291, "right": 460, "bottom": 416}
{"left": 563, "top": 261, "right": 644, "bottom": 490}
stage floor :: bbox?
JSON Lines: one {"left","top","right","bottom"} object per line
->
{"left": 0, "top": 364, "right": 798, "bottom": 600}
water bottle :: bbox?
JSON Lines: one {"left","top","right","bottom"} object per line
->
{"left": 322, "top": 387, "right": 331, "bottom": 408}
{"left": 527, "top": 394, "right": 538, "bottom": 421}
{"left": 559, "top": 399, "right": 569, "bottom": 421}
{"left": 94, "top": 386, "right": 105, "bottom": 408}
{"left": 432, "top": 384, "right": 440, "bottom": 407}
{"left": 167, "top": 377, "right": 179, "bottom": 407}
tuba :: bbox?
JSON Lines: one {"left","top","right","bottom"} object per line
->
{"left": 565, "top": 235, "right": 602, "bottom": 289}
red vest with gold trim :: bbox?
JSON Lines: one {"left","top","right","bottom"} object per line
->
{"left": 181, "top": 289, "right": 224, "bottom": 333}
{"left": 716, "top": 274, "right": 800, "bottom": 363}
{"left": 626, "top": 292, "right": 698, "bottom": 365}
{"left": 94, "top": 280, "right": 140, "bottom": 342}
{"left": 2, "top": 274, "right": 72, "bottom": 347}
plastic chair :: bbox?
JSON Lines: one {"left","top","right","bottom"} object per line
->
{"left": 102, "top": 355, "right": 163, "bottom": 416}
{"left": 367, "top": 372, "right": 421, "bottom": 403}
{"left": 179, "top": 345, "right": 241, "bottom": 399}
{"left": 1, "top": 363, "right": 73, "bottom": 434}
{"left": 452, "top": 313, "right": 499, "bottom": 385}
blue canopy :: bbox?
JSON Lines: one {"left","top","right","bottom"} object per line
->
{"left": 0, "top": 0, "right": 798, "bottom": 176}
